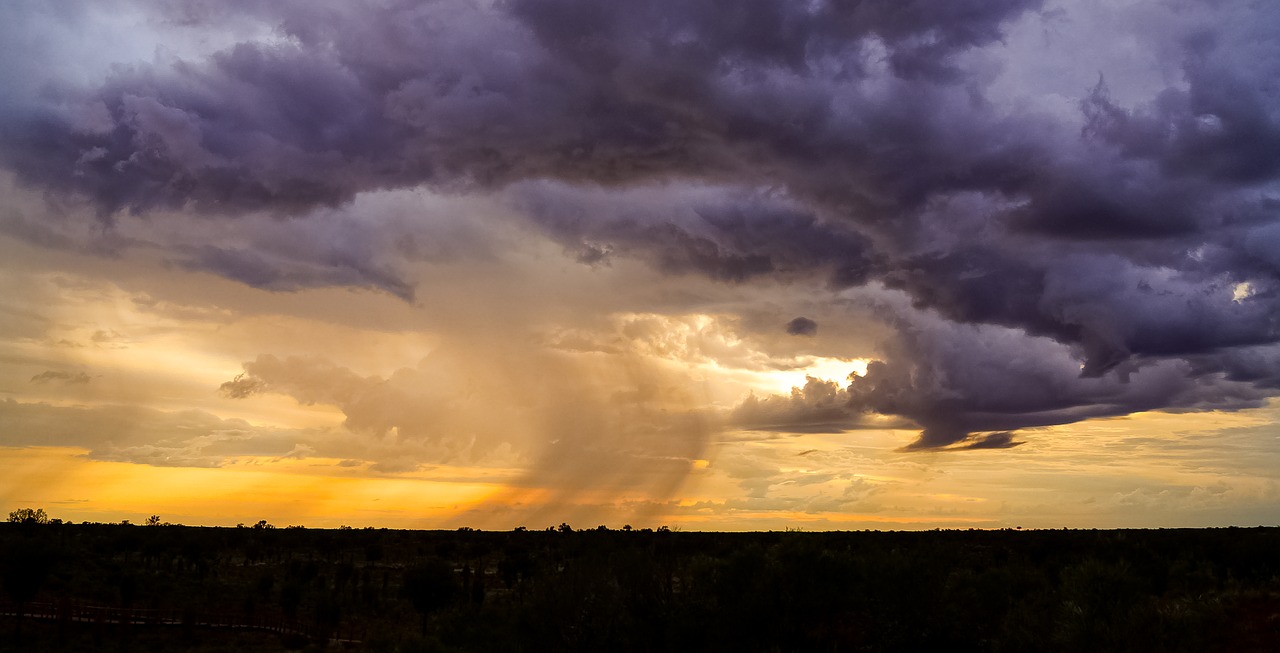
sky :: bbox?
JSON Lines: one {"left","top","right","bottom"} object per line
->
{"left": 2, "top": 0, "right": 1280, "bottom": 530}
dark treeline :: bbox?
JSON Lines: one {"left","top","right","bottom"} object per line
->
{"left": 3, "top": 520, "right": 1279, "bottom": 652}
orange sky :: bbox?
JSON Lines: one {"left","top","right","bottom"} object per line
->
{"left": 3, "top": 207, "right": 1278, "bottom": 530}
{"left": 4, "top": 1, "right": 1280, "bottom": 531}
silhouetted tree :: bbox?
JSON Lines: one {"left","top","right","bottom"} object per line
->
{"left": 6, "top": 507, "right": 48, "bottom": 524}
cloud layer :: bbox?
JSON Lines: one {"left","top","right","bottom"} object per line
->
{"left": 3, "top": 0, "right": 1280, "bottom": 452}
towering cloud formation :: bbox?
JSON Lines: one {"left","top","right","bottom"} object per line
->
{"left": 3, "top": 0, "right": 1279, "bottom": 448}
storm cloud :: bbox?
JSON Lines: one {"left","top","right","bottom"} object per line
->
{"left": 3, "top": 0, "right": 1280, "bottom": 449}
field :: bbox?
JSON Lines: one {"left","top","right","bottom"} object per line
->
{"left": 3, "top": 523, "right": 1279, "bottom": 652}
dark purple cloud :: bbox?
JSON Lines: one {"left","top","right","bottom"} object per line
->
{"left": 786, "top": 317, "right": 817, "bottom": 337}
{"left": 3, "top": 0, "right": 1280, "bottom": 448}
{"left": 842, "top": 308, "right": 1271, "bottom": 449}
{"left": 0, "top": 0, "right": 1043, "bottom": 217}
{"left": 507, "top": 182, "right": 877, "bottom": 284}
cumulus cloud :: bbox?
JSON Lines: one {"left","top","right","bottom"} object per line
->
{"left": 733, "top": 377, "right": 857, "bottom": 434}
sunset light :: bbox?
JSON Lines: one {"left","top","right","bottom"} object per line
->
{"left": 5, "top": 2, "right": 1280, "bottom": 649}
{"left": 2, "top": 0, "right": 1278, "bottom": 535}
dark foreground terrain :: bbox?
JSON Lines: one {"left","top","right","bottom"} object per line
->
{"left": 3, "top": 522, "right": 1279, "bottom": 652}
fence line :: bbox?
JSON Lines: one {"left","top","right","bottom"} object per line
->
{"left": 0, "top": 599, "right": 361, "bottom": 645}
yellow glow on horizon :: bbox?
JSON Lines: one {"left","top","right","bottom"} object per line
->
{"left": 665, "top": 511, "right": 999, "bottom": 528}
{"left": 0, "top": 447, "right": 504, "bottom": 528}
